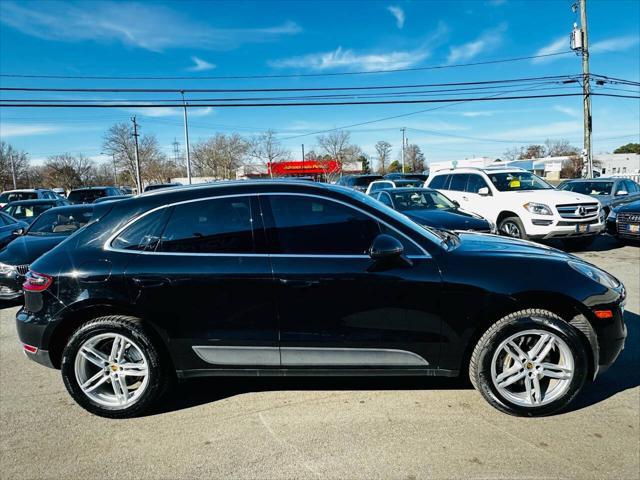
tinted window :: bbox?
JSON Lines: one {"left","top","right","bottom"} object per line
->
{"left": 559, "top": 181, "right": 613, "bottom": 195}
{"left": 389, "top": 190, "right": 456, "bottom": 211}
{"left": 268, "top": 195, "right": 380, "bottom": 255}
{"left": 352, "top": 176, "right": 383, "bottom": 187}
{"left": 28, "top": 207, "right": 93, "bottom": 236}
{"left": 429, "top": 175, "right": 450, "bottom": 189}
{"left": 624, "top": 180, "right": 639, "bottom": 193}
{"left": 0, "top": 191, "right": 37, "bottom": 203}
{"left": 3, "top": 203, "right": 53, "bottom": 220}
{"left": 112, "top": 209, "right": 168, "bottom": 251}
{"left": 68, "top": 189, "right": 107, "bottom": 203}
{"left": 466, "top": 174, "right": 489, "bottom": 193}
{"left": 448, "top": 174, "right": 469, "bottom": 192}
{"left": 158, "top": 197, "right": 255, "bottom": 254}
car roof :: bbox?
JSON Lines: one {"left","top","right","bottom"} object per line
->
{"left": 562, "top": 178, "right": 618, "bottom": 182}
{"left": 2, "top": 199, "right": 62, "bottom": 206}
{"left": 377, "top": 187, "right": 437, "bottom": 193}
{"left": 1, "top": 188, "right": 38, "bottom": 193}
{"left": 431, "top": 167, "right": 528, "bottom": 175}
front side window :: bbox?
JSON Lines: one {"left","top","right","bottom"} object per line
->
{"left": 448, "top": 174, "right": 469, "bottom": 192}
{"left": 488, "top": 172, "right": 553, "bottom": 191}
{"left": 466, "top": 174, "right": 490, "bottom": 194}
{"left": 158, "top": 197, "right": 255, "bottom": 254}
{"left": 267, "top": 195, "right": 380, "bottom": 255}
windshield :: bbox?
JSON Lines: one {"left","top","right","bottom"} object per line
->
{"left": 28, "top": 208, "right": 93, "bottom": 235}
{"left": 559, "top": 181, "right": 614, "bottom": 195}
{"left": 2, "top": 203, "right": 54, "bottom": 221}
{"left": 68, "top": 189, "right": 106, "bottom": 203}
{"left": 0, "top": 191, "right": 37, "bottom": 203}
{"left": 391, "top": 190, "right": 456, "bottom": 211}
{"left": 487, "top": 171, "right": 553, "bottom": 191}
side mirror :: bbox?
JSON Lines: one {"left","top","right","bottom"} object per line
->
{"left": 478, "top": 187, "right": 490, "bottom": 196}
{"left": 369, "top": 234, "right": 404, "bottom": 260}
{"left": 12, "top": 227, "right": 25, "bottom": 237}
{"left": 616, "top": 190, "right": 628, "bottom": 196}
{"left": 452, "top": 200, "right": 460, "bottom": 207}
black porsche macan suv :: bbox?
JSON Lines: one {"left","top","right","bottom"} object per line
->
{"left": 17, "top": 181, "right": 627, "bottom": 418}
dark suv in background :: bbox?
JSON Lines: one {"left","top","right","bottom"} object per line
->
{"left": 67, "top": 187, "right": 123, "bottom": 204}
{"left": 335, "top": 174, "right": 383, "bottom": 192}
{"left": 17, "top": 182, "right": 626, "bottom": 418}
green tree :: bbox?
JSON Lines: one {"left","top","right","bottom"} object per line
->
{"left": 359, "top": 154, "right": 371, "bottom": 174}
{"left": 387, "top": 160, "right": 401, "bottom": 173}
{"left": 613, "top": 143, "right": 640, "bottom": 154}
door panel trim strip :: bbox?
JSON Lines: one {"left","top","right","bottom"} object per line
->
{"left": 192, "top": 346, "right": 280, "bottom": 366}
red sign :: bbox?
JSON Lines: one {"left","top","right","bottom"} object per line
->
{"left": 269, "top": 160, "right": 340, "bottom": 176}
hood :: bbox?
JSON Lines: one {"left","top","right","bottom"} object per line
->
{"left": 0, "top": 234, "right": 66, "bottom": 266}
{"left": 615, "top": 199, "right": 640, "bottom": 213}
{"left": 453, "top": 231, "right": 571, "bottom": 259}
{"left": 499, "top": 189, "right": 598, "bottom": 205}
{"left": 405, "top": 208, "right": 490, "bottom": 231}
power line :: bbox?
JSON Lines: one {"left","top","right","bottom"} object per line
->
{"left": 0, "top": 52, "right": 576, "bottom": 81}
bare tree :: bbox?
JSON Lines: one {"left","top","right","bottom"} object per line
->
{"left": 41, "top": 154, "right": 92, "bottom": 191}
{"left": 405, "top": 144, "right": 425, "bottom": 173}
{"left": 502, "top": 146, "right": 523, "bottom": 162}
{"left": 317, "top": 130, "right": 361, "bottom": 175}
{"left": 544, "top": 138, "right": 579, "bottom": 157}
{"left": 375, "top": 140, "right": 392, "bottom": 174}
{"left": 192, "top": 133, "right": 249, "bottom": 179}
{"left": 0, "top": 141, "right": 31, "bottom": 190}
{"left": 247, "top": 130, "right": 290, "bottom": 178}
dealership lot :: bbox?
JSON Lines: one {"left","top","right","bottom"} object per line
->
{"left": 0, "top": 236, "right": 638, "bottom": 480}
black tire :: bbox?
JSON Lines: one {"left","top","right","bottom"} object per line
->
{"left": 498, "top": 216, "right": 528, "bottom": 240}
{"left": 61, "top": 315, "right": 171, "bottom": 418}
{"left": 469, "top": 309, "right": 588, "bottom": 417}
{"left": 562, "top": 236, "right": 596, "bottom": 251}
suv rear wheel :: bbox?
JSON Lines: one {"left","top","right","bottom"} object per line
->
{"left": 469, "top": 309, "right": 588, "bottom": 416}
{"left": 498, "top": 216, "right": 528, "bottom": 240}
{"left": 61, "top": 316, "right": 170, "bottom": 418}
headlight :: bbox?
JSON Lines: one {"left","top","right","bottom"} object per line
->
{"left": 0, "top": 262, "right": 16, "bottom": 275}
{"left": 568, "top": 260, "right": 620, "bottom": 289}
{"left": 524, "top": 202, "right": 552, "bottom": 215}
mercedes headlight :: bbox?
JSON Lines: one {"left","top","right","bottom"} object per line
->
{"left": 568, "top": 260, "right": 620, "bottom": 289}
{"left": 0, "top": 262, "right": 16, "bottom": 275}
{"left": 524, "top": 202, "right": 552, "bottom": 215}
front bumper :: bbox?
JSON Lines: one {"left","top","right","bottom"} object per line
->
{"left": 0, "top": 272, "right": 23, "bottom": 300}
{"left": 526, "top": 216, "right": 605, "bottom": 240}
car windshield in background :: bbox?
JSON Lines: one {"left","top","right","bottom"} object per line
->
{"left": 3, "top": 203, "right": 53, "bottom": 220}
{"left": 68, "top": 190, "right": 108, "bottom": 203}
{"left": 391, "top": 191, "right": 456, "bottom": 211}
{"left": 559, "top": 181, "right": 614, "bottom": 195}
{"left": 488, "top": 172, "right": 553, "bottom": 191}
{"left": 28, "top": 208, "right": 93, "bottom": 235}
{"left": 0, "top": 191, "right": 37, "bottom": 203}
{"left": 352, "top": 176, "right": 382, "bottom": 187}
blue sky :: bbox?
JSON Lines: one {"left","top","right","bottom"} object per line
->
{"left": 0, "top": 0, "right": 638, "bottom": 169}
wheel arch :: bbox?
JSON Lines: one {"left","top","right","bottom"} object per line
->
{"left": 496, "top": 210, "right": 521, "bottom": 225}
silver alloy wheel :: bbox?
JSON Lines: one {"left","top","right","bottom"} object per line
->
{"left": 490, "top": 329, "right": 574, "bottom": 407}
{"left": 500, "top": 221, "right": 521, "bottom": 238}
{"left": 74, "top": 333, "right": 149, "bottom": 409}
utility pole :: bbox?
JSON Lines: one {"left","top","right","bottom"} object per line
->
{"left": 181, "top": 91, "right": 192, "bottom": 185}
{"left": 111, "top": 153, "right": 117, "bottom": 186}
{"left": 301, "top": 144, "right": 305, "bottom": 174}
{"left": 572, "top": 0, "right": 592, "bottom": 178}
{"left": 401, "top": 128, "right": 406, "bottom": 173}
{"left": 131, "top": 116, "right": 142, "bottom": 193}
{"left": 9, "top": 152, "right": 17, "bottom": 189}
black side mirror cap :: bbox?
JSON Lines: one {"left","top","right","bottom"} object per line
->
{"left": 369, "top": 234, "right": 404, "bottom": 259}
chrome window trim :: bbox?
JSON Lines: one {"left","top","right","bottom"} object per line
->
{"left": 104, "top": 191, "right": 430, "bottom": 258}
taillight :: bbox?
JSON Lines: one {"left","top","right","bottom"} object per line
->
{"left": 23, "top": 271, "right": 53, "bottom": 292}
{"left": 594, "top": 309, "right": 614, "bottom": 319}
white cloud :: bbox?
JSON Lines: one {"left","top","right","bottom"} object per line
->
{"left": 553, "top": 105, "right": 580, "bottom": 117}
{"left": 126, "top": 106, "right": 215, "bottom": 118}
{"left": 591, "top": 35, "right": 640, "bottom": 53}
{"left": 0, "top": 1, "right": 301, "bottom": 52}
{"left": 447, "top": 24, "right": 507, "bottom": 63}
{"left": 531, "top": 37, "right": 567, "bottom": 63}
{"left": 0, "top": 123, "right": 62, "bottom": 138}
{"left": 188, "top": 56, "right": 216, "bottom": 72}
{"left": 461, "top": 111, "right": 494, "bottom": 117}
{"left": 387, "top": 6, "right": 405, "bottom": 29}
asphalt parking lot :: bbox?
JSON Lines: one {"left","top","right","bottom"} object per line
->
{"left": 0, "top": 236, "right": 638, "bottom": 480}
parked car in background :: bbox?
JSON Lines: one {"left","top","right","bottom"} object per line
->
{"left": 0, "top": 212, "right": 29, "bottom": 250}
{"left": 384, "top": 173, "right": 429, "bottom": 183}
{"left": 119, "top": 186, "right": 134, "bottom": 195}
{"left": 16, "top": 181, "right": 626, "bottom": 418}
{"left": 366, "top": 180, "right": 396, "bottom": 195}
{"left": 0, "top": 205, "right": 93, "bottom": 303}
{"left": 144, "top": 182, "right": 182, "bottom": 192}
{"left": 52, "top": 188, "right": 67, "bottom": 198}
{"left": 67, "top": 186, "right": 123, "bottom": 204}
{"left": 426, "top": 167, "right": 604, "bottom": 249}
{"left": 1, "top": 199, "right": 69, "bottom": 224}
{"left": 93, "top": 195, "right": 132, "bottom": 204}
{"left": 606, "top": 199, "right": 640, "bottom": 244}
{"left": 0, "top": 189, "right": 59, "bottom": 208}
{"left": 335, "top": 174, "right": 383, "bottom": 192}
{"left": 558, "top": 178, "right": 640, "bottom": 217}
{"left": 372, "top": 187, "right": 495, "bottom": 233}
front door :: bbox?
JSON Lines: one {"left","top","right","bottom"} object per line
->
{"left": 261, "top": 193, "right": 443, "bottom": 371}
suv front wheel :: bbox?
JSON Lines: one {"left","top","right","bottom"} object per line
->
{"left": 498, "top": 216, "right": 528, "bottom": 240}
{"left": 469, "top": 309, "right": 588, "bottom": 416}
{"left": 61, "top": 316, "right": 170, "bottom": 418}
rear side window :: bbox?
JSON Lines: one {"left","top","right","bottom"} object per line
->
{"left": 267, "top": 195, "right": 380, "bottom": 255}
{"left": 112, "top": 209, "right": 168, "bottom": 251}
{"left": 158, "top": 197, "right": 255, "bottom": 254}
{"left": 448, "top": 174, "right": 469, "bottom": 192}
{"left": 429, "top": 175, "right": 450, "bottom": 189}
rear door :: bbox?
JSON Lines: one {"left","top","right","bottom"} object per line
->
{"left": 262, "top": 193, "right": 443, "bottom": 371}
{"left": 120, "top": 194, "right": 279, "bottom": 372}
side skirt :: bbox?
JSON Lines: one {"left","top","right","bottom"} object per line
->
{"left": 176, "top": 368, "right": 459, "bottom": 380}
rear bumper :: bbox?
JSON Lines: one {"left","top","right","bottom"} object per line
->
{"left": 15, "top": 307, "right": 58, "bottom": 369}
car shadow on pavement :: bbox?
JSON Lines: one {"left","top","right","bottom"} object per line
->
{"left": 567, "top": 310, "right": 640, "bottom": 412}
{"left": 152, "top": 375, "right": 470, "bottom": 417}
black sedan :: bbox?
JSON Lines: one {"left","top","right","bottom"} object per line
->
{"left": 0, "top": 199, "right": 69, "bottom": 224}
{"left": 606, "top": 199, "right": 640, "bottom": 244}
{"left": 16, "top": 181, "right": 626, "bottom": 418}
{"left": 0, "top": 212, "right": 29, "bottom": 250}
{"left": 0, "top": 205, "right": 93, "bottom": 302}
{"left": 372, "top": 187, "right": 495, "bottom": 233}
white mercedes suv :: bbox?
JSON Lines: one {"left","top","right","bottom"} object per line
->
{"left": 425, "top": 167, "right": 604, "bottom": 248}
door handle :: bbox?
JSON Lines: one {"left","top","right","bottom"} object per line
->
{"left": 132, "top": 277, "right": 169, "bottom": 288}
{"left": 279, "top": 279, "right": 320, "bottom": 288}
